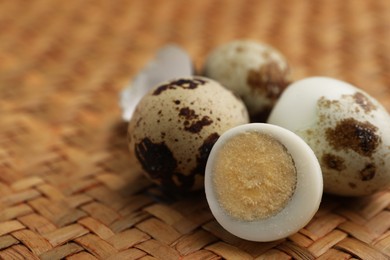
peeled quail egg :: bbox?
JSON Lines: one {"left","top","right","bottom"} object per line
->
{"left": 205, "top": 123, "right": 323, "bottom": 242}
{"left": 268, "top": 77, "right": 390, "bottom": 196}
{"left": 203, "top": 40, "right": 291, "bottom": 122}
{"left": 120, "top": 44, "right": 193, "bottom": 121}
{"left": 128, "top": 76, "right": 249, "bottom": 191}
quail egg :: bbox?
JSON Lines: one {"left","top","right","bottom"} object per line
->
{"left": 203, "top": 40, "right": 291, "bottom": 122}
{"left": 128, "top": 76, "right": 249, "bottom": 191}
{"left": 268, "top": 77, "right": 390, "bottom": 196}
{"left": 205, "top": 123, "right": 323, "bottom": 241}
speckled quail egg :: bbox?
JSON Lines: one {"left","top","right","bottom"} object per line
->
{"left": 268, "top": 77, "right": 390, "bottom": 196}
{"left": 203, "top": 40, "right": 291, "bottom": 122}
{"left": 128, "top": 76, "right": 249, "bottom": 191}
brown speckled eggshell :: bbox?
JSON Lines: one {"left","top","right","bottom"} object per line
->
{"left": 268, "top": 77, "right": 390, "bottom": 196}
{"left": 128, "top": 76, "right": 249, "bottom": 192}
{"left": 203, "top": 40, "right": 291, "bottom": 122}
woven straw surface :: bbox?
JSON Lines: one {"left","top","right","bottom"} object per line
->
{"left": 1, "top": 0, "right": 390, "bottom": 259}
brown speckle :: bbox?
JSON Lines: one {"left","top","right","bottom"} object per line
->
{"left": 306, "top": 129, "right": 314, "bottom": 136}
{"left": 174, "top": 100, "right": 181, "bottom": 105}
{"left": 235, "top": 46, "right": 245, "bottom": 52}
{"left": 135, "top": 138, "right": 177, "bottom": 185}
{"left": 353, "top": 92, "right": 377, "bottom": 113}
{"left": 247, "top": 62, "right": 290, "bottom": 100}
{"left": 360, "top": 163, "right": 376, "bottom": 181}
{"left": 326, "top": 118, "right": 380, "bottom": 157}
{"left": 191, "top": 133, "right": 220, "bottom": 175}
{"left": 349, "top": 182, "right": 357, "bottom": 189}
{"left": 179, "top": 107, "right": 213, "bottom": 133}
{"left": 153, "top": 78, "right": 207, "bottom": 95}
{"left": 262, "top": 51, "right": 271, "bottom": 59}
{"left": 135, "top": 138, "right": 198, "bottom": 192}
{"left": 179, "top": 107, "right": 198, "bottom": 120}
{"left": 185, "top": 116, "right": 213, "bottom": 133}
{"left": 322, "top": 153, "right": 346, "bottom": 171}
{"left": 318, "top": 97, "right": 340, "bottom": 110}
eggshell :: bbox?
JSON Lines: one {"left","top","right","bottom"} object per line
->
{"left": 268, "top": 77, "right": 390, "bottom": 196}
{"left": 203, "top": 40, "right": 291, "bottom": 121}
{"left": 128, "top": 76, "right": 249, "bottom": 191}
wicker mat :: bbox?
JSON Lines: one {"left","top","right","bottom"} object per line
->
{"left": 1, "top": 0, "right": 390, "bottom": 259}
